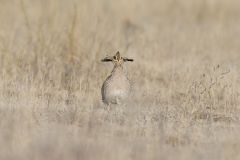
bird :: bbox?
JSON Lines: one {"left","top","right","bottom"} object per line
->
{"left": 101, "top": 51, "right": 133, "bottom": 106}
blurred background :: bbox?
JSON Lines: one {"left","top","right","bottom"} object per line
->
{"left": 0, "top": 0, "right": 240, "bottom": 159}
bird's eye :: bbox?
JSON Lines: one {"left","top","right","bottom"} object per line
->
{"left": 113, "top": 56, "right": 116, "bottom": 60}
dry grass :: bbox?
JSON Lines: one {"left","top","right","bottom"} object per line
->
{"left": 1, "top": 0, "right": 240, "bottom": 159}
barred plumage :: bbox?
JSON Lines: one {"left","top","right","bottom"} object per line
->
{"left": 101, "top": 51, "right": 133, "bottom": 105}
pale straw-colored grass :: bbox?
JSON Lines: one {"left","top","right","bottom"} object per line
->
{"left": 0, "top": 0, "right": 240, "bottom": 159}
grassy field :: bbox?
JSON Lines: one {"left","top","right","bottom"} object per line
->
{"left": 1, "top": 0, "right": 240, "bottom": 159}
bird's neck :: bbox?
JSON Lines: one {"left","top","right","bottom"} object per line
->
{"left": 111, "top": 65, "right": 125, "bottom": 75}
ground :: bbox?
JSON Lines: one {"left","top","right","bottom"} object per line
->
{"left": 0, "top": 0, "right": 240, "bottom": 159}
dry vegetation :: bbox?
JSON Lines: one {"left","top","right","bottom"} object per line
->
{"left": 1, "top": 0, "right": 240, "bottom": 159}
